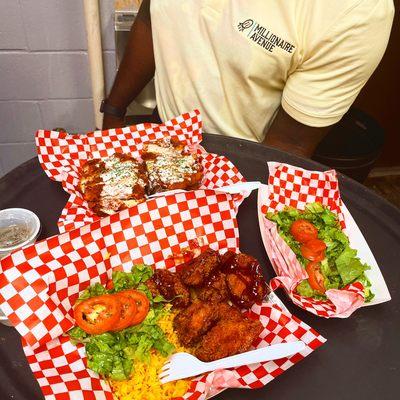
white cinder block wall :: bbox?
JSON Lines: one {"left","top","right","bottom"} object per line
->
{"left": 0, "top": 0, "right": 117, "bottom": 177}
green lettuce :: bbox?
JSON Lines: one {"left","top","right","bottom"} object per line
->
{"left": 296, "top": 280, "right": 315, "bottom": 298}
{"left": 266, "top": 202, "right": 374, "bottom": 302}
{"left": 68, "top": 264, "right": 174, "bottom": 380}
{"left": 335, "top": 247, "right": 369, "bottom": 285}
{"left": 110, "top": 264, "right": 154, "bottom": 292}
{"left": 68, "top": 326, "right": 89, "bottom": 344}
{"left": 80, "top": 308, "right": 174, "bottom": 380}
{"left": 76, "top": 264, "right": 155, "bottom": 303}
{"left": 357, "top": 274, "right": 374, "bottom": 302}
{"left": 77, "top": 282, "right": 107, "bottom": 301}
{"left": 296, "top": 280, "right": 327, "bottom": 300}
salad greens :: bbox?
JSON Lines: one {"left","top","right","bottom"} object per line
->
{"left": 266, "top": 202, "right": 374, "bottom": 302}
{"left": 111, "top": 264, "right": 153, "bottom": 292}
{"left": 68, "top": 264, "right": 175, "bottom": 381}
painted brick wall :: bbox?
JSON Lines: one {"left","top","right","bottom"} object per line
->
{"left": 0, "top": 0, "right": 117, "bottom": 177}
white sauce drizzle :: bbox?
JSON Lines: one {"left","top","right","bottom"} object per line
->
{"left": 99, "top": 155, "right": 142, "bottom": 198}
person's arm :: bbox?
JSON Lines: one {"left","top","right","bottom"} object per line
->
{"left": 265, "top": 0, "right": 393, "bottom": 158}
{"left": 103, "top": 0, "right": 154, "bottom": 129}
{"left": 264, "top": 107, "right": 331, "bottom": 158}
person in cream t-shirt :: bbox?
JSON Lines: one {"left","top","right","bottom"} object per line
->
{"left": 103, "top": 0, "right": 394, "bottom": 157}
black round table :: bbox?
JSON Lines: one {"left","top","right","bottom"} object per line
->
{"left": 1, "top": 134, "right": 399, "bottom": 400}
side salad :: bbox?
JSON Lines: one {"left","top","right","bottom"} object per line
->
{"left": 266, "top": 202, "right": 374, "bottom": 302}
{"left": 68, "top": 264, "right": 175, "bottom": 381}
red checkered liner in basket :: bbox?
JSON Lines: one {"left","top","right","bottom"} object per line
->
{"left": 0, "top": 189, "right": 325, "bottom": 400}
{"left": 35, "top": 110, "right": 245, "bottom": 233}
{"left": 260, "top": 162, "right": 365, "bottom": 318}
{"left": 22, "top": 302, "right": 325, "bottom": 400}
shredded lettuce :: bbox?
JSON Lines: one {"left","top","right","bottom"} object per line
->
{"left": 80, "top": 307, "right": 174, "bottom": 380}
{"left": 68, "top": 264, "right": 174, "bottom": 380}
{"left": 266, "top": 202, "right": 374, "bottom": 302}
{"left": 335, "top": 247, "right": 369, "bottom": 285}
{"left": 68, "top": 326, "right": 89, "bottom": 344}
{"left": 111, "top": 264, "right": 154, "bottom": 292}
{"left": 77, "top": 264, "right": 159, "bottom": 303}
{"left": 357, "top": 274, "right": 374, "bottom": 302}
{"left": 296, "top": 280, "right": 315, "bottom": 298}
{"left": 77, "top": 282, "right": 107, "bottom": 301}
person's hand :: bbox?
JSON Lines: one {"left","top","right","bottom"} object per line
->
{"left": 102, "top": 114, "right": 126, "bottom": 130}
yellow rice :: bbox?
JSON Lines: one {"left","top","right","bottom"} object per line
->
{"left": 110, "top": 305, "right": 190, "bottom": 400}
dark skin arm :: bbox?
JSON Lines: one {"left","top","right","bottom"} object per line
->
{"left": 264, "top": 107, "right": 331, "bottom": 158}
{"left": 103, "top": 0, "right": 154, "bottom": 130}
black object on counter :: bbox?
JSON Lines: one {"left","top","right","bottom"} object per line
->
{"left": 0, "top": 134, "right": 399, "bottom": 400}
{"left": 313, "top": 107, "right": 385, "bottom": 183}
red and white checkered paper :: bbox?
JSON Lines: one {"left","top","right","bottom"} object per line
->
{"left": 0, "top": 188, "right": 325, "bottom": 400}
{"left": 35, "top": 110, "right": 246, "bottom": 233}
{"left": 259, "top": 162, "right": 365, "bottom": 318}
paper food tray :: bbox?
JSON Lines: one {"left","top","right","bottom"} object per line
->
{"left": 257, "top": 162, "right": 390, "bottom": 318}
{"left": 0, "top": 188, "right": 325, "bottom": 400}
{"left": 36, "top": 110, "right": 246, "bottom": 233}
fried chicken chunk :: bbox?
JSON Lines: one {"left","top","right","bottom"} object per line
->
{"left": 196, "top": 271, "right": 229, "bottom": 303}
{"left": 214, "top": 302, "right": 243, "bottom": 321}
{"left": 174, "top": 301, "right": 219, "bottom": 347}
{"left": 78, "top": 153, "right": 148, "bottom": 216}
{"left": 179, "top": 248, "right": 220, "bottom": 287}
{"left": 221, "top": 251, "right": 268, "bottom": 308}
{"left": 141, "top": 137, "right": 203, "bottom": 194}
{"left": 174, "top": 301, "right": 243, "bottom": 348}
{"left": 195, "top": 317, "right": 263, "bottom": 362}
{"left": 145, "top": 269, "right": 190, "bottom": 308}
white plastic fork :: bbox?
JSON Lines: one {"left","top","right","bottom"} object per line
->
{"left": 147, "top": 181, "right": 262, "bottom": 199}
{"left": 159, "top": 341, "right": 305, "bottom": 384}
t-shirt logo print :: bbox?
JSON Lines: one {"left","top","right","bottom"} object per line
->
{"left": 237, "top": 19, "right": 254, "bottom": 32}
{"left": 237, "top": 18, "right": 295, "bottom": 54}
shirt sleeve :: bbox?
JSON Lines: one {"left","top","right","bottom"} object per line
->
{"left": 282, "top": 0, "right": 394, "bottom": 127}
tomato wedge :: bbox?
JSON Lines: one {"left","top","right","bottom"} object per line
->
{"left": 74, "top": 294, "right": 121, "bottom": 335}
{"left": 105, "top": 280, "right": 114, "bottom": 290}
{"left": 122, "top": 290, "right": 150, "bottom": 326}
{"left": 300, "top": 239, "right": 327, "bottom": 261}
{"left": 306, "top": 261, "right": 326, "bottom": 294}
{"left": 112, "top": 291, "right": 138, "bottom": 331}
{"left": 290, "top": 219, "right": 318, "bottom": 243}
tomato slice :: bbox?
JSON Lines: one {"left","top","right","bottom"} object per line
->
{"left": 74, "top": 294, "right": 121, "bottom": 335}
{"left": 122, "top": 290, "right": 150, "bottom": 326}
{"left": 112, "top": 292, "right": 138, "bottom": 331}
{"left": 300, "top": 239, "right": 327, "bottom": 261}
{"left": 306, "top": 261, "right": 326, "bottom": 294}
{"left": 305, "top": 238, "right": 326, "bottom": 252}
{"left": 290, "top": 219, "right": 318, "bottom": 243}
{"left": 105, "top": 280, "right": 114, "bottom": 290}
